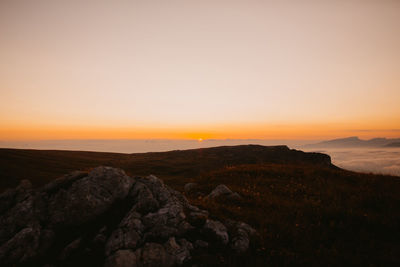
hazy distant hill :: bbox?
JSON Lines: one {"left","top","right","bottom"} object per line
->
{"left": 305, "top": 136, "right": 400, "bottom": 148}
{"left": 385, "top": 142, "right": 400, "bottom": 147}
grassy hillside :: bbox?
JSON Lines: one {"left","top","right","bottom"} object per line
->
{"left": 0, "top": 145, "right": 330, "bottom": 190}
{"left": 1, "top": 145, "right": 399, "bottom": 266}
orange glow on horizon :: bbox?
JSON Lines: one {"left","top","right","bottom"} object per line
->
{"left": 1, "top": 119, "right": 399, "bottom": 141}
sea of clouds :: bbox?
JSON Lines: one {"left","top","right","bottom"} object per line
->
{"left": 304, "top": 148, "right": 400, "bottom": 177}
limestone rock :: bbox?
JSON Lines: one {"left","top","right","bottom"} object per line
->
{"left": 164, "top": 237, "right": 192, "bottom": 265}
{"left": 203, "top": 219, "right": 229, "bottom": 245}
{"left": 205, "top": 184, "right": 242, "bottom": 201}
{"left": 0, "top": 226, "right": 41, "bottom": 265}
{"left": 48, "top": 167, "right": 134, "bottom": 227}
{"left": 0, "top": 166, "right": 257, "bottom": 266}
{"left": 140, "top": 242, "right": 173, "bottom": 267}
{"left": 225, "top": 220, "right": 258, "bottom": 253}
{"left": 105, "top": 249, "right": 138, "bottom": 267}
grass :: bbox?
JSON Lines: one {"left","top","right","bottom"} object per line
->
{"left": 0, "top": 145, "right": 399, "bottom": 266}
{"left": 188, "top": 163, "right": 400, "bottom": 266}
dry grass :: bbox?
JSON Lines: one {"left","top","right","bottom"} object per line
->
{"left": 187, "top": 163, "right": 400, "bottom": 266}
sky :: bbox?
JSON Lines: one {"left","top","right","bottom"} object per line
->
{"left": 1, "top": 0, "right": 399, "bottom": 140}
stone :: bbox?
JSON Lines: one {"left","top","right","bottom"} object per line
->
{"left": 0, "top": 226, "right": 41, "bottom": 265}
{"left": 225, "top": 220, "right": 258, "bottom": 253}
{"left": 164, "top": 237, "right": 192, "bottom": 265}
{"left": 187, "top": 210, "right": 209, "bottom": 227}
{"left": 183, "top": 183, "right": 198, "bottom": 194}
{"left": 203, "top": 219, "right": 229, "bottom": 245}
{"left": 48, "top": 166, "right": 134, "bottom": 227}
{"left": 105, "top": 211, "right": 144, "bottom": 255}
{"left": 0, "top": 193, "right": 38, "bottom": 244}
{"left": 230, "top": 228, "right": 250, "bottom": 253}
{"left": 140, "top": 242, "right": 173, "bottom": 267}
{"left": 42, "top": 171, "right": 88, "bottom": 194}
{"left": 137, "top": 175, "right": 172, "bottom": 205}
{"left": 105, "top": 249, "right": 138, "bottom": 267}
{"left": 130, "top": 182, "right": 159, "bottom": 215}
{"left": 207, "top": 185, "right": 233, "bottom": 199}
{"left": 205, "top": 184, "right": 242, "bottom": 201}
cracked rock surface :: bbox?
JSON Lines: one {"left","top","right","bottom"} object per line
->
{"left": 0, "top": 166, "right": 257, "bottom": 266}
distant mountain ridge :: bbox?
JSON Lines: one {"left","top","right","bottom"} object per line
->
{"left": 305, "top": 136, "right": 400, "bottom": 148}
{"left": 385, "top": 142, "right": 400, "bottom": 147}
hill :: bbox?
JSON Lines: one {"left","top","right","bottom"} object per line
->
{"left": 305, "top": 136, "right": 400, "bottom": 148}
{"left": 0, "top": 145, "right": 330, "bottom": 191}
{"left": 0, "top": 145, "right": 399, "bottom": 266}
{"left": 385, "top": 142, "right": 400, "bottom": 147}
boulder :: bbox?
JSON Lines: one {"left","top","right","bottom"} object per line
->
{"left": 48, "top": 167, "right": 134, "bottom": 227}
{"left": 164, "top": 237, "right": 192, "bottom": 265}
{"left": 187, "top": 210, "right": 209, "bottom": 227}
{"left": 225, "top": 220, "right": 258, "bottom": 253}
{"left": 205, "top": 184, "right": 242, "bottom": 201}
{"left": 203, "top": 219, "right": 229, "bottom": 245}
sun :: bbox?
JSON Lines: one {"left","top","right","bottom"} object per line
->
{"left": 198, "top": 138, "right": 203, "bottom": 142}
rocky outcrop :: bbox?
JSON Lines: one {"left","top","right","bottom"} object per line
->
{"left": 0, "top": 166, "right": 257, "bottom": 266}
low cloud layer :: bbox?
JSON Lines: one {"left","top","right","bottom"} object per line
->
{"left": 304, "top": 148, "right": 400, "bottom": 177}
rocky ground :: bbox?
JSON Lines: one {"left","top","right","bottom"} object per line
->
{"left": 0, "top": 166, "right": 257, "bottom": 266}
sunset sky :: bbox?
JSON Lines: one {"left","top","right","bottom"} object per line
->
{"left": 1, "top": 0, "right": 399, "bottom": 140}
